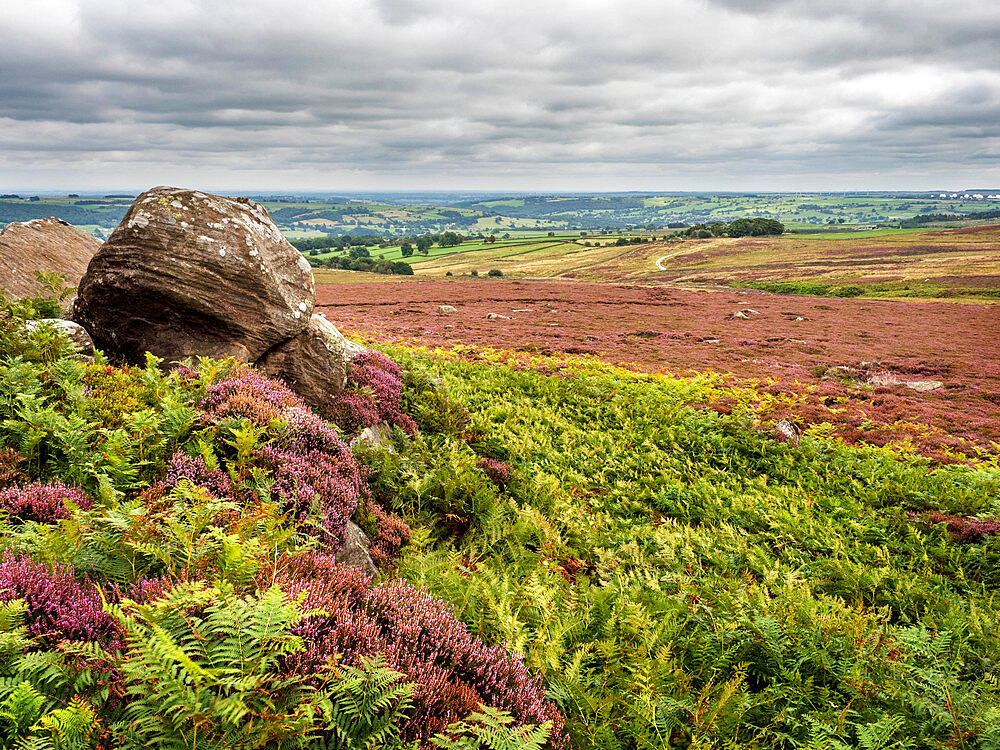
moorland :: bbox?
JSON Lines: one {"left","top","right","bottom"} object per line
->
{"left": 0, "top": 192, "right": 999, "bottom": 749}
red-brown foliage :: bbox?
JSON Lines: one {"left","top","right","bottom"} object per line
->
{"left": 317, "top": 279, "right": 1000, "bottom": 461}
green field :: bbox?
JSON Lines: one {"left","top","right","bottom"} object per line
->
{"left": 6, "top": 191, "right": 1000, "bottom": 239}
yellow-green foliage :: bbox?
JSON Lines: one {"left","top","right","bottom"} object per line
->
{"left": 372, "top": 343, "right": 1000, "bottom": 750}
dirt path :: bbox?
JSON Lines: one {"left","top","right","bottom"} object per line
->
{"left": 655, "top": 248, "right": 693, "bottom": 270}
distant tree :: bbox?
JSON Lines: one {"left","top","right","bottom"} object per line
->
{"left": 348, "top": 246, "right": 370, "bottom": 259}
{"left": 547, "top": 231, "right": 555, "bottom": 236}
{"left": 470, "top": 270, "right": 479, "bottom": 276}
{"left": 390, "top": 261, "right": 414, "bottom": 275}
{"left": 446, "top": 271, "right": 453, "bottom": 276}
{"left": 438, "top": 231, "right": 464, "bottom": 247}
{"left": 415, "top": 236, "right": 433, "bottom": 253}
{"left": 725, "top": 217, "right": 784, "bottom": 237}
{"left": 487, "top": 235, "right": 496, "bottom": 243}
{"left": 487, "top": 269, "right": 503, "bottom": 277}
{"left": 400, "top": 242, "right": 413, "bottom": 257}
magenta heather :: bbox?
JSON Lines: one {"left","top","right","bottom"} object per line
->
{"left": 162, "top": 452, "right": 234, "bottom": 499}
{"left": 332, "top": 351, "right": 417, "bottom": 436}
{"left": 0, "top": 481, "right": 93, "bottom": 524}
{"left": 260, "top": 446, "right": 364, "bottom": 548}
{"left": 476, "top": 458, "right": 512, "bottom": 491}
{"left": 0, "top": 553, "right": 122, "bottom": 650}
{"left": 913, "top": 511, "right": 1000, "bottom": 543}
{"left": 269, "top": 552, "right": 566, "bottom": 745}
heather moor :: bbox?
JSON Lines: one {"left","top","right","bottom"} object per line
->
{"left": 0, "top": 181, "right": 999, "bottom": 749}
{"left": 4, "top": 0, "right": 1000, "bottom": 746}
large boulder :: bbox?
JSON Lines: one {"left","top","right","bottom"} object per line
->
{"left": 73, "top": 186, "right": 314, "bottom": 363}
{"left": 0, "top": 218, "right": 101, "bottom": 299}
{"left": 257, "top": 313, "right": 365, "bottom": 413}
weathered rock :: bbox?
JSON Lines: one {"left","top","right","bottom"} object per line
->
{"left": 257, "top": 314, "right": 364, "bottom": 412}
{"left": 731, "top": 311, "right": 750, "bottom": 320}
{"left": 73, "top": 186, "right": 314, "bottom": 364}
{"left": 24, "top": 318, "right": 95, "bottom": 357}
{"left": 0, "top": 218, "right": 101, "bottom": 299}
{"left": 905, "top": 380, "right": 943, "bottom": 392}
{"left": 437, "top": 305, "right": 458, "bottom": 314}
{"left": 486, "top": 312, "right": 511, "bottom": 320}
{"left": 774, "top": 418, "right": 801, "bottom": 446}
{"left": 334, "top": 521, "right": 378, "bottom": 578}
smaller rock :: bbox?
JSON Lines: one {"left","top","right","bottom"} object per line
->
{"left": 793, "top": 317, "right": 804, "bottom": 321}
{"left": 774, "top": 419, "right": 801, "bottom": 446}
{"left": 905, "top": 380, "right": 943, "bottom": 392}
{"left": 512, "top": 308, "right": 531, "bottom": 312}
{"left": 486, "top": 312, "right": 511, "bottom": 320}
{"left": 24, "top": 319, "right": 95, "bottom": 357}
{"left": 257, "top": 314, "right": 363, "bottom": 413}
{"left": 334, "top": 521, "right": 378, "bottom": 578}
{"left": 350, "top": 423, "right": 396, "bottom": 453}
{"left": 731, "top": 311, "right": 750, "bottom": 320}
{"left": 437, "top": 305, "right": 458, "bottom": 314}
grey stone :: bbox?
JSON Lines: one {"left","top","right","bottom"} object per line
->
{"left": 905, "top": 380, "right": 943, "bottom": 392}
{"left": 350, "top": 422, "right": 396, "bottom": 453}
{"left": 24, "top": 318, "right": 95, "bottom": 357}
{"left": 334, "top": 521, "right": 378, "bottom": 578}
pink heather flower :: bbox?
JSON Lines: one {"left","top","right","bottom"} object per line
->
{"left": 915, "top": 512, "right": 1000, "bottom": 543}
{"left": 268, "top": 552, "right": 566, "bottom": 746}
{"left": 329, "top": 351, "right": 417, "bottom": 436}
{"left": 0, "top": 552, "right": 122, "bottom": 651}
{"left": 278, "top": 406, "right": 349, "bottom": 455}
{"left": 0, "top": 481, "right": 92, "bottom": 524}
{"left": 260, "top": 446, "right": 364, "bottom": 550}
{"left": 200, "top": 367, "right": 304, "bottom": 417}
{"left": 365, "top": 500, "right": 411, "bottom": 568}
{"left": 162, "top": 451, "right": 234, "bottom": 499}
{"left": 476, "top": 458, "right": 512, "bottom": 491}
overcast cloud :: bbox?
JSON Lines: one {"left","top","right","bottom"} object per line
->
{"left": 1, "top": 0, "right": 999, "bottom": 191}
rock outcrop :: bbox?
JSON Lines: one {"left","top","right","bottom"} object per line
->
{"left": 257, "top": 313, "right": 364, "bottom": 414}
{"left": 0, "top": 218, "right": 101, "bottom": 299}
{"left": 73, "top": 186, "right": 314, "bottom": 364}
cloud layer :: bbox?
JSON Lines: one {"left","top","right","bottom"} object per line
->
{"left": 1, "top": 0, "right": 999, "bottom": 191}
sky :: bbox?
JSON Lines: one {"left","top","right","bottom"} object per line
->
{"left": 1, "top": 0, "right": 999, "bottom": 193}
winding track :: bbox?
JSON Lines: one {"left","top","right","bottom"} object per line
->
{"left": 655, "top": 249, "right": 691, "bottom": 270}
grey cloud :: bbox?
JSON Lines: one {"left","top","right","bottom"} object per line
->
{"left": 1, "top": 0, "right": 998, "bottom": 191}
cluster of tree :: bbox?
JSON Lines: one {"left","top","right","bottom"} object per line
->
{"left": 397, "top": 232, "right": 465, "bottom": 257}
{"left": 726, "top": 217, "right": 785, "bottom": 236}
{"left": 0, "top": 200, "right": 126, "bottom": 226}
{"left": 310, "top": 254, "right": 413, "bottom": 275}
{"left": 678, "top": 217, "right": 784, "bottom": 238}
{"left": 900, "top": 209, "right": 1000, "bottom": 227}
{"left": 290, "top": 235, "right": 382, "bottom": 253}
